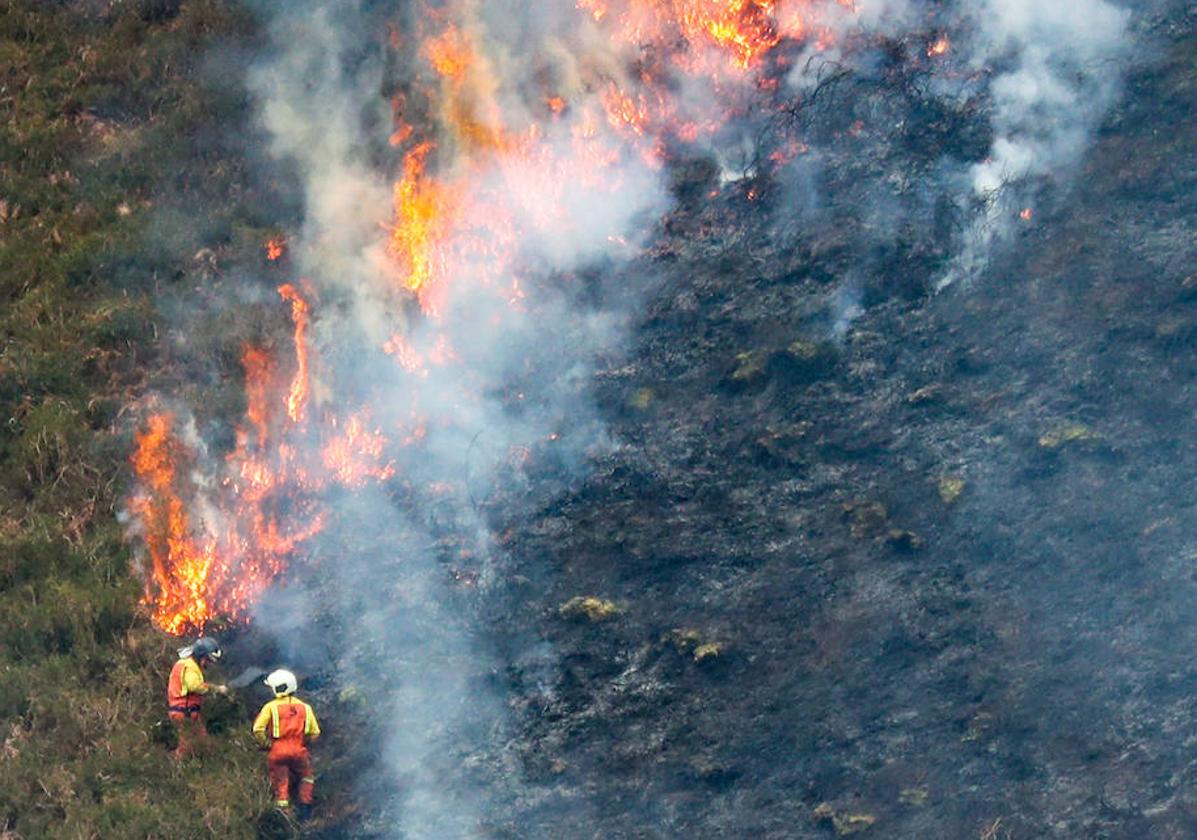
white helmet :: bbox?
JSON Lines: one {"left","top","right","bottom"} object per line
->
{"left": 264, "top": 669, "right": 298, "bottom": 697}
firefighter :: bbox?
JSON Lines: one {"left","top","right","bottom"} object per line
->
{"left": 253, "top": 669, "right": 321, "bottom": 820}
{"left": 166, "top": 636, "right": 228, "bottom": 759}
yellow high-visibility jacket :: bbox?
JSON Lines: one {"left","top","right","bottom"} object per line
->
{"left": 252, "top": 696, "right": 321, "bottom": 748}
{"left": 178, "top": 658, "right": 208, "bottom": 695}
{"left": 167, "top": 657, "right": 211, "bottom": 709}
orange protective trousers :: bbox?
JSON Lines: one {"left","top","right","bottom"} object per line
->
{"left": 168, "top": 710, "right": 207, "bottom": 759}
{"left": 267, "top": 744, "right": 314, "bottom": 806}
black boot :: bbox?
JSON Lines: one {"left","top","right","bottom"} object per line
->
{"left": 296, "top": 803, "right": 313, "bottom": 823}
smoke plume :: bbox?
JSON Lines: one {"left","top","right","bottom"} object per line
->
{"left": 245, "top": 0, "right": 670, "bottom": 833}
{"left": 124, "top": 0, "right": 1141, "bottom": 833}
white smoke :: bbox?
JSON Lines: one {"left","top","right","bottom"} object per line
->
{"left": 781, "top": 0, "right": 1131, "bottom": 289}
{"left": 236, "top": 0, "right": 1136, "bottom": 833}
{"left": 950, "top": 0, "right": 1130, "bottom": 285}
{"left": 250, "top": 5, "right": 393, "bottom": 299}
{"left": 933, "top": 0, "right": 1131, "bottom": 288}
{"left": 245, "top": 1, "right": 667, "bottom": 835}
{"left": 830, "top": 279, "right": 865, "bottom": 341}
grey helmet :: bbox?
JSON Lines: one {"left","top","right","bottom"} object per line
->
{"left": 190, "top": 637, "right": 222, "bottom": 661}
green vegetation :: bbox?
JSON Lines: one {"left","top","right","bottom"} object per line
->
{"left": 730, "top": 348, "right": 769, "bottom": 383}
{"left": 938, "top": 474, "right": 966, "bottom": 505}
{"left": 1037, "top": 422, "right": 1102, "bottom": 449}
{"left": 626, "top": 385, "right": 654, "bottom": 410}
{"left": 0, "top": 2, "right": 275, "bottom": 835}
{"left": 812, "top": 801, "right": 877, "bottom": 835}
{"left": 728, "top": 340, "right": 836, "bottom": 389}
{"left": 557, "top": 595, "right": 621, "bottom": 622}
{"left": 668, "top": 627, "right": 725, "bottom": 663}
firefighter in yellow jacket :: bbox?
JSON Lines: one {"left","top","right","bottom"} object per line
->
{"left": 166, "top": 637, "right": 227, "bottom": 758}
{"left": 253, "top": 669, "right": 321, "bottom": 820}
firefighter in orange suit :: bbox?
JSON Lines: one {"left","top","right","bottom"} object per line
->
{"left": 253, "top": 669, "right": 321, "bottom": 819}
{"left": 166, "top": 637, "right": 228, "bottom": 758}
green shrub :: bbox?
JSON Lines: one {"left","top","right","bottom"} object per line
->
{"left": 0, "top": 531, "right": 86, "bottom": 588}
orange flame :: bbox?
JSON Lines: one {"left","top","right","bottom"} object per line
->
{"left": 577, "top": 0, "right": 807, "bottom": 72}
{"left": 241, "top": 345, "right": 276, "bottom": 447}
{"left": 423, "top": 23, "right": 511, "bottom": 154}
{"left": 133, "top": 0, "right": 865, "bottom": 635}
{"left": 130, "top": 395, "right": 323, "bottom": 635}
{"left": 322, "top": 411, "right": 397, "bottom": 487}
{"left": 129, "top": 413, "right": 217, "bottom": 635}
{"left": 130, "top": 289, "right": 407, "bottom": 635}
{"left": 391, "top": 143, "right": 459, "bottom": 315}
{"left": 927, "top": 34, "right": 950, "bottom": 57}
{"left": 277, "top": 283, "right": 311, "bottom": 424}
{"left": 383, "top": 332, "right": 430, "bottom": 376}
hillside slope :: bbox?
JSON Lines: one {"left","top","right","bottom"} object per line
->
{"left": 482, "top": 9, "right": 1197, "bottom": 839}
{"left": 0, "top": 3, "right": 278, "bottom": 837}
{"left": 3, "top": 2, "right": 1196, "bottom": 840}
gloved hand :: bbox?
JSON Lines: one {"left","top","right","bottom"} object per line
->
{"left": 214, "top": 684, "right": 230, "bottom": 696}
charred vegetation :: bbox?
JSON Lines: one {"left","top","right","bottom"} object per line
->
{"left": 3, "top": 1, "right": 1197, "bottom": 839}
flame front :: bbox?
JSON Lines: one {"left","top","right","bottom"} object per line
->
{"left": 131, "top": 285, "right": 403, "bottom": 634}
{"left": 382, "top": 0, "right": 842, "bottom": 326}
{"left": 129, "top": 0, "right": 856, "bottom": 635}
{"left": 578, "top": 0, "right": 806, "bottom": 72}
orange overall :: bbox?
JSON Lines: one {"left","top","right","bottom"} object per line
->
{"left": 253, "top": 696, "right": 321, "bottom": 809}
{"left": 167, "top": 657, "right": 210, "bottom": 758}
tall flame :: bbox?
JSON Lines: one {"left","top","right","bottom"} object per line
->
{"left": 129, "top": 414, "right": 217, "bottom": 635}
{"left": 131, "top": 285, "right": 403, "bottom": 634}
{"left": 278, "top": 283, "right": 311, "bottom": 424}
{"left": 392, "top": 143, "right": 459, "bottom": 315}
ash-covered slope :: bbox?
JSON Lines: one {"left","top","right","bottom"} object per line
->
{"left": 329, "top": 9, "right": 1197, "bottom": 840}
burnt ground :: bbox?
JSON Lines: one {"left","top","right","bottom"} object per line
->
{"left": 481, "top": 13, "right": 1197, "bottom": 840}
{"left": 290, "top": 7, "right": 1197, "bottom": 840}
